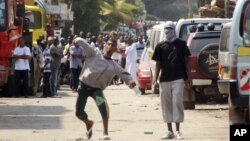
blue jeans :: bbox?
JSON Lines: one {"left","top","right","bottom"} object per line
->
{"left": 50, "top": 64, "right": 60, "bottom": 96}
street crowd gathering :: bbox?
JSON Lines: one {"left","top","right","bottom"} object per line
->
{"left": 14, "top": 30, "right": 148, "bottom": 98}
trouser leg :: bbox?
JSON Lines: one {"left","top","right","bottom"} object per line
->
{"left": 14, "top": 70, "right": 22, "bottom": 97}
{"left": 22, "top": 70, "right": 29, "bottom": 97}
{"left": 160, "top": 82, "right": 173, "bottom": 123}
{"left": 75, "top": 86, "right": 89, "bottom": 120}
{"left": 43, "top": 72, "right": 51, "bottom": 97}
{"left": 172, "top": 79, "right": 184, "bottom": 123}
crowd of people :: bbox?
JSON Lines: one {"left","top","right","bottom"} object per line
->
{"left": 16, "top": 31, "right": 148, "bottom": 98}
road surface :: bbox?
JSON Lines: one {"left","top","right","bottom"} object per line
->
{"left": 0, "top": 84, "right": 229, "bottom": 141}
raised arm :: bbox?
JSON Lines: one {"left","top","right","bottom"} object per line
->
{"left": 74, "top": 37, "right": 95, "bottom": 58}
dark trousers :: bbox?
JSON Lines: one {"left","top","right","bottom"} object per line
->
{"left": 42, "top": 72, "right": 51, "bottom": 97}
{"left": 70, "top": 67, "right": 82, "bottom": 90}
{"left": 121, "top": 57, "right": 126, "bottom": 69}
{"left": 76, "top": 82, "right": 109, "bottom": 121}
{"left": 14, "top": 70, "right": 29, "bottom": 97}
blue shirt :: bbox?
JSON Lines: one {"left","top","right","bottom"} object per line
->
{"left": 69, "top": 46, "right": 84, "bottom": 68}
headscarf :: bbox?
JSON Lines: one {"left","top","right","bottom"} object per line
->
{"left": 164, "top": 21, "right": 177, "bottom": 42}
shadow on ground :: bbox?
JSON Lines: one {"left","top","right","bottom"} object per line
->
{"left": 0, "top": 105, "right": 69, "bottom": 130}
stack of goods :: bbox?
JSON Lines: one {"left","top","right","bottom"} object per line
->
{"left": 199, "top": 0, "right": 236, "bottom": 18}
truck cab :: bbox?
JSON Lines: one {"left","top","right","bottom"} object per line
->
{"left": 24, "top": 2, "right": 46, "bottom": 47}
{"left": 0, "top": 0, "right": 25, "bottom": 96}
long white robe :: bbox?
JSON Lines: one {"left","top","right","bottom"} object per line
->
{"left": 125, "top": 44, "right": 138, "bottom": 82}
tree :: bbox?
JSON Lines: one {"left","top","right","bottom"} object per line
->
{"left": 100, "top": 0, "right": 144, "bottom": 31}
{"left": 142, "top": 0, "right": 190, "bottom": 21}
{"left": 188, "top": 0, "right": 193, "bottom": 18}
{"left": 62, "top": 0, "right": 101, "bottom": 35}
{"left": 62, "top": 0, "right": 145, "bottom": 34}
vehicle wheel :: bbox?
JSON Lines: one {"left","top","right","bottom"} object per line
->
{"left": 184, "top": 101, "right": 195, "bottom": 110}
{"left": 183, "top": 86, "right": 195, "bottom": 110}
{"left": 2, "top": 74, "right": 16, "bottom": 97}
{"left": 228, "top": 97, "right": 249, "bottom": 124}
{"left": 139, "top": 88, "right": 145, "bottom": 94}
{"left": 198, "top": 43, "right": 219, "bottom": 79}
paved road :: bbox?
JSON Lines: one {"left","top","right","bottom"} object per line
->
{"left": 0, "top": 84, "right": 229, "bottom": 141}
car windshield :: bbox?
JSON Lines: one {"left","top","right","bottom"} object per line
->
{"left": 25, "top": 10, "right": 42, "bottom": 29}
{"left": 0, "top": 0, "right": 6, "bottom": 31}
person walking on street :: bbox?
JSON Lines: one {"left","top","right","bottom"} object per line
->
{"left": 13, "top": 38, "right": 31, "bottom": 97}
{"left": 73, "top": 37, "right": 136, "bottom": 140}
{"left": 152, "top": 21, "right": 191, "bottom": 140}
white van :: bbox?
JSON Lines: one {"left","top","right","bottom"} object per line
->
{"left": 218, "top": 22, "right": 231, "bottom": 94}
{"left": 218, "top": 0, "right": 250, "bottom": 124}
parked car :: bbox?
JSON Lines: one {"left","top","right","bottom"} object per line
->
{"left": 218, "top": 0, "right": 250, "bottom": 125}
{"left": 184, "top": 23, "right": 222, "bottom": 109}
{"left": 136, "top": 47, "right": 153, "bottom": 94}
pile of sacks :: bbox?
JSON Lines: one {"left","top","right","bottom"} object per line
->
{"left": 199, "top": 0, "right": 236, "bottom": 18}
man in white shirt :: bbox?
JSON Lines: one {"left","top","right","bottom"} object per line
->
{"left": 13, "top": 38, "right": 31, "bottom": 97}
{"left": 125, "top": 38, "right": 137, "bottom": 82}
{"left": 133, "top": 35, "right": 145, "bottom": 60}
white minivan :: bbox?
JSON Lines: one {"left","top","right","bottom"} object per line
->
{"left": 218, "top": 0, "right": 250, "bottom": 124}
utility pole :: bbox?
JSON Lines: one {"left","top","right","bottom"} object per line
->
{"left": 188, "top": 0, "right": 193, "bottom": 18}
{"left": 225, "top": 0, "right": 228, "bottom": 18}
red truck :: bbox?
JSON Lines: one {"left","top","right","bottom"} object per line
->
{"left": 0, "top": 0, "right": 26, "bottom": 96}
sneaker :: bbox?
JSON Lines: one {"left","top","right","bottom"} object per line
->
{"left": 175, "top": 131, "right": 183, "bottom": 140}
{"left": 99, "top": 135, "right": 111, "bottom": 140}
{"left": 161, "top": 131, "right": 174, "bottom": 139}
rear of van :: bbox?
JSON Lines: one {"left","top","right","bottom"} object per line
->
{"left": 226, "top": 0, "right": 250, "bottom": 124}
{"left": 218, "top": 22, "right": 231, "bottom": 94}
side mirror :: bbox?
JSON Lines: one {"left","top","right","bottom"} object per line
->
{"left": 14, "top": 18, "right": 22, "bottom": 26}
{"left": 16, "top": 4, "right": 25, "bottom": 17}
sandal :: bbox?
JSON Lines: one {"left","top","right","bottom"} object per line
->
{"left": 86, "top": 121, "right": 94, "bottom": 139}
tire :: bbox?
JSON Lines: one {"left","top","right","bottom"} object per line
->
{"left": 198, "top": 43, "right": 219, "bottom": 79}
{"left": 228, "top": 97, "right": 250, "bottom": 124}
{"left": 184, "top": 101, "right": 195, "bottom": 110}
{"left": 183, "top": 87, "right": 196, "bottom": 110}
{"left": 139, "top": 88, "right": 145, "bottom": 94}
{"left": 2, "top": 75, "right": 16, "bottom": 97}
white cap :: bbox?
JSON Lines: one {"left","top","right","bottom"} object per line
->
{"left": 164, "top": 21, "right": 175, "bottom": 29}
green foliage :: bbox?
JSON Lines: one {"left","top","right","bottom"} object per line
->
{"left": 142, "top": 0, "right": 195, "bottom": 21}
{"left": 62, "top": 0, "right": 145, "bottom": 35}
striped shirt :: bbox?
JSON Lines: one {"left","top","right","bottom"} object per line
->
{"left": 43, "top": 47, "right": 51, "bottom": 72}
